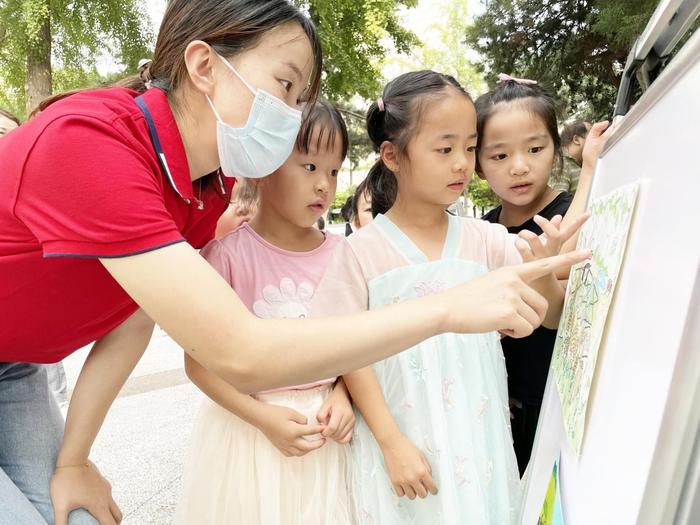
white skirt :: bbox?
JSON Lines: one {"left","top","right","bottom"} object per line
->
{"left": 175, "top": 385, "right": 355, "bottom": 524}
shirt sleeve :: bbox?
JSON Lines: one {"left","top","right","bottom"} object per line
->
{"left": 309, "top": 239, "right": 369, "bottom": 317}
{"left": 485, "top": 222, "right": 523, "bottom": 269}
{"left": 14, "top": 114, "right": 184, "bottom": 258}
{"left": 199, "top": 239, "right": 234, "bottom": 285}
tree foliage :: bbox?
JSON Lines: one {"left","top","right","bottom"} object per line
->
{"left": 464, "top": 0, "right": 659, "bottom": 119}
{"left": 296, "top": 0, "right": 421, "bottom": 101}
{"left": 468, "top": 176, "right": 500, "bottom": 213}
{"left": 0, "top": 0, "right": 152, "bottom": 116}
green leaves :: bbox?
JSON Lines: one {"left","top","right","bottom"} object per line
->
{"left": 0, "top": 0, "right": 152, "bottom": 117}
{"left": 294, "top": 0, "right": 420, "bottom": 101}
{"left": 464, "top": 0, "right": 658, "bottom": 119}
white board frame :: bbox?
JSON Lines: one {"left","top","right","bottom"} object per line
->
{"left": 520, "top": 26, "right": 700, "bottom": 525}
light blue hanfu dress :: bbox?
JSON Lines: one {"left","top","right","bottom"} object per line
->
{"left": 313, "top": 213, "right": 522, "bottom": 525}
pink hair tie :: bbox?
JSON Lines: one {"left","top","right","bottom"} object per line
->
{"left": 377, "top": 98, "right": 385, "bottom": 112}
{"left": 497, "top": 73, "right": 538, "bottom": 86}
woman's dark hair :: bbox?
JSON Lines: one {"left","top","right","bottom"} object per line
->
{"left": 474, "top": 79, "right": 562, "bottom": 176}
{"left": 0, "top": 108, "right": 21, "bottom": 126}
{"left": 41, "top": 1, "right": 323, "bottom": 109}
{"left": 296, "top": 99, "right": 349, "bottom": 161}
{"left": 365, "top": 70, "right": 472, "bottom": 216}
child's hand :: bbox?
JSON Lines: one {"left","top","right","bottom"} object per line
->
{"left": 515, "top": 213, "right": 590, "bottom": 263}
{"left": 257, "top": 403, "right": 327, "bottom": 457}
{"left": 582, "top": 120, "right": 613, "bottom": 169}
{"left": 379, "top": 434, "right": 438, "bottom": 500}
{"left": 317, "top": 380, "right": 355, "bottom": 443}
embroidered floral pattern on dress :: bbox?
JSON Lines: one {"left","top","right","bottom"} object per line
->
{"left": 442, "top": 378, "right": 455, "bottom": 410}
{"left": 252, "top": 277, "right": 314, "bottom": 319}
{"left": 477, "top": 395, "right": 490, "bottom": 420}
{"left": 454, "top": 455, "right": 468, "bottom": 487}
{"left": 414, "top": 280, "right": 446, "bottom": 297}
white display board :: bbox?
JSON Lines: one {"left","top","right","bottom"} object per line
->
{"left": 520, "top": 26, "right": 700, "bottom": 525}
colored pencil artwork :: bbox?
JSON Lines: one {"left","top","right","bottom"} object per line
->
{"left": 552, "top": 182, "right": 639, "bottom": 453}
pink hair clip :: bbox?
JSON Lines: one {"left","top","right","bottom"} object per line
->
{"left": 497, "top": 73, "right": 538, "bottom": 86}
{"left": 377, "top": 98, "right": 385, "bottom": 112}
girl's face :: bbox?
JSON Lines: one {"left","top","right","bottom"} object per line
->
{"left": 209, "top": 23, "right": 314, "bottom": 128}
{"left": 353, "top": 190, "right": 372, "bottom": 229}
{"left": 391, "top": 90, "right": 477, "bottom": 208}
{"left": 258, "top": 126, "right": 343, "bottom": 229}
{"left": 478, "top": 102, "right": 556, "bottom": 209}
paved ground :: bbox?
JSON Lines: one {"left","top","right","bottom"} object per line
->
{"left": 64, "top": 329, "right": 200, "bottom": 525}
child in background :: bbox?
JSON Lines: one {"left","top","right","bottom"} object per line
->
{"left": 176, "top": 100, "right": 355, "bottom": 525}
{"left": 214, "top": 179, "right": 259, "bottom": 239}
{"left": 477, "top": 76, "right": 604, "bottom": 474}
{"left": 341, "top": 195, "right": 354, "bottom": 236}
{"left": 551, "top": 119, "right": 591, "bottom": 194}
{"left": 312, "top": 70, "right": 588, "bottom": 524}
{"left": 351, "top": 177, "right": 373, "bottom": 230}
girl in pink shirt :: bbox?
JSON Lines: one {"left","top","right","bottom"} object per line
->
{"left": 176, "top": 100, "right": 355, "bottom": 524}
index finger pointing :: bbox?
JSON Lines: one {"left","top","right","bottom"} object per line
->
{"left": 515, "top": 250, "right": 592, "bottom": 283}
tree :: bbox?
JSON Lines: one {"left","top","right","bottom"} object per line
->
{"left": 0, "top": 0, "right": 152, "bottom": 117}
{"left": 409, "top": 0, "right": 484, "bottom": 94}
{"left": 335, "top": 101, "right": 374, "bottom": 186}
{"left": 467, "top": 177, "right": 500, "bottom": 216}
{"left": 464, "top": 0, "right": 659, "bottom": 119}
{"left": 296, "top": 0, "right": 421, "bottom": 101}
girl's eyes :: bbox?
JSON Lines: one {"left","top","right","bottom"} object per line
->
{"left": 467, "top": 146, "right": 478, "bottom": 153}
{"left": 490, "top": 153, "right": 507, "bottom": 161}
{"left": 303, "top": 164, "right": 339, "bottom": 177}
{"left": 529, "top": 146, "right": 545, "bottom": 153}
{"left": 279, "top": 79, "right": 292, "bottom": 91}
{"left": 437, "top": 147, "right": 452, "bottom": 154}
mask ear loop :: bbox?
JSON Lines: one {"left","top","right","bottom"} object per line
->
{"left": 205, "top": 95, "right": 224, "bottom": 123}
{"left": 214, "top": 50, "right": 257, "bottom": 95}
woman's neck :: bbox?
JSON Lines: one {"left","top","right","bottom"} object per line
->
{"left": 499, "top": 187, "right": 559, "bottom": 228}
{"left": 170, "top": 89, "right": 221, "bottom": 181}
{"left": 248, "top": 204, "right": 324, "bottom": 253}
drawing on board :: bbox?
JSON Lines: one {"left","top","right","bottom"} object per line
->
{"left": 538, "top": 454, "right": 565, "bottom": 525}
{"left": 552, "top": 182, "right": 640, "bottom": 453}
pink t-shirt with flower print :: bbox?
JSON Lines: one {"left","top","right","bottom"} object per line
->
{"left": 200, "top": 222, "right": 342, "bottom": 393}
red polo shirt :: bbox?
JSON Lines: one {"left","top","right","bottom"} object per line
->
{"left": 0, "top": 87, "right": 234, "bottom": 363}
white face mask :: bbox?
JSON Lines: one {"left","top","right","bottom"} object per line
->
{"left": 206, "top": 52, "right": 302, "bottom": 179}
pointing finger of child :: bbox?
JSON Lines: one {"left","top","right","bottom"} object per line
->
{"left": 515, "top": 250, "right": 591, "bottom": 284}
{"left": 515, "top": 237, "right": 535, "bottom": 263}
{"left": 555, "top": 212, "right": 591, "bottom": 246}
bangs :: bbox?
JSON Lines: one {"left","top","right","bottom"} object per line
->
{"left": 296, "top": 100, "right": 349, "bottom": 160}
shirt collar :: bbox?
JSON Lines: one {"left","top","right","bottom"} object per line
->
{"left": 137, "top": 88, "right": 195, "bottom": 201}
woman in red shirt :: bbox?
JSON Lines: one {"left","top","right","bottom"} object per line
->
{"left": 0, "top": 1, "right": 588, "bottom": 523}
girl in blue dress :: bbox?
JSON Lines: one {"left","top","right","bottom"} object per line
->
{"left": 312, "top": 70, "right": 588, "bottom": 524}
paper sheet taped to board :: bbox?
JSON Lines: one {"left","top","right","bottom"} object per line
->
{"left": 552, "top": 182, "right": 640, "bottom": 453}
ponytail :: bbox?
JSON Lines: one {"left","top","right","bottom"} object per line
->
{"left": 366, "top": 160, "right": 397, "bottom": 217}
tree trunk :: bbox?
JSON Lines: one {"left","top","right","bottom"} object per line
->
{"left": 25, "top": 10, "right": 52, "bottom": 114}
